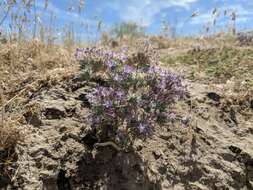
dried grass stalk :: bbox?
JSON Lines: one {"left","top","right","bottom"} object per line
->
{"left": 0, "top": 121, "right": 20, "bottom": 151}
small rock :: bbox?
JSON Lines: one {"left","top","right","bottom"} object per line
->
{"left": 207, "top": 92, "right": 221, "bottom": 102}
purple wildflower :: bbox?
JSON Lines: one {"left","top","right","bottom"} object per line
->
{"left": 106, "top": 60, "right": 117, "bottom": 69}
{"left": 116, "top": 90, "right": 125, "bottom": 99}
{"left": 159, "top": 79, "right": 166, "bottom": 89}
{"left": 123, "top": 65, "right": 134, "bottom": 74}
{"left": 113, "top": 74, "right": 123, "bottom": 81}
{"left": 138, "top": 123, "right": 147, "bottom": 134}
{"left": 104, "top": 100, "right": 113, "bottom": 108}
{"left": 123, "top": 65, "right": 134, "bottom": 75}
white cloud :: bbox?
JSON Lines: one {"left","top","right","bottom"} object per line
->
{"left": 106, "top": 0, "right": 199, "bottom": 26}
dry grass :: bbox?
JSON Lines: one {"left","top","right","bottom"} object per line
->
{"left": 0, "top": 121, "right": 20, "bottom": 151}
{"left": 0, "top": 40, "right": 76, "bottom": 96}
{"left": 162, "top": 45, "right": 253, "bottom": 86}
{"left": 0, "top": 120, "right": 20, "bottom": 183}
{"left": 107, "top": 33, "right": 237, "bottom": 52}
{"left": 0, "top": 40, "right": 78, "bottom": 177}
{"left": 0, "top": 39, "right": 80, "bottom": 185}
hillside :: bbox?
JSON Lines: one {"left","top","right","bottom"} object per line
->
{"left": 0, "top": 38, "right": 253, "bottom": 190}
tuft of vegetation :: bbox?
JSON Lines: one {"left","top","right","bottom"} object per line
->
{"left": 0, "top": 122, "right": 20, "bottom": 151}
{"left": 0, "top": 120, "right": 20, "bottom": 186}
{"left": 76, "top": 43, "right": 187, "bottom": 148}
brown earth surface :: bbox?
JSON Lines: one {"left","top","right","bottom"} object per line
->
{"left": 0, "top": 67, "right": 252, "bottom": 190}
{"left": 0, "top": 44, "right": 253, "bottom": 190}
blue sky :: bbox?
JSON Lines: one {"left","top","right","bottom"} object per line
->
{"left": 10, "top": 0, "right": 253, "bottom": 39}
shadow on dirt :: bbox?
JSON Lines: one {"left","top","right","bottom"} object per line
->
{"left": 0, "top": 149, "right": 17, "bottom": 189}
{"left": 69, "top": 146, "right": 162, "bottom": 190}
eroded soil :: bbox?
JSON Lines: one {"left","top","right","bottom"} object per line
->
{"left": 0, "top": 67, "right": 251, "bottom": 190}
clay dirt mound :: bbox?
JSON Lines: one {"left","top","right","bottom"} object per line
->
{"left": 3, "top": 72, "right": 253, "bottom": 190}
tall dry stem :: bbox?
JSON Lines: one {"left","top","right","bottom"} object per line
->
{"left": 0, "top": 88, "right": 5, "bottom": 127}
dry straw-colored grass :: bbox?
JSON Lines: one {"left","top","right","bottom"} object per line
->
{"left": 0, "top": 40, "right": 79, "bottom": 181}
{"left": 0, "top": 39, "right": 78, "bottom": 159}
{"left": 0, "top": 121, "right": 20, "bottom": 151}
{"left": 0, "top": 40, "right": 76, "bottom": 93}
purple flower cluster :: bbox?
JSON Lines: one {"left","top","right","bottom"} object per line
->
{"left": 86, "top": 86, "right": 127, "bottom": 126}
{"left": 77, "top": 43, "right": 187, "bottom": 143}
{"left": 76, "top": 47, "right": 127, "bottom": 68}
{"left": 147, "top": 66, "right": 186, "bottom": 101}
{"left": 87, "top": 87, "right": 126, "bottom": 110}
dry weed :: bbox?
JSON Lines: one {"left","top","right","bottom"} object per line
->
{"left": 0, "top": 40, "right": 75, "bottom": 93}
{"left": 0, "top": 39, "right": 77, "bottom": 160}
{"left": 0, "top": 121, "right": 20, "bottom": 151}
